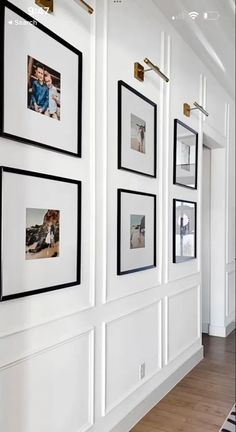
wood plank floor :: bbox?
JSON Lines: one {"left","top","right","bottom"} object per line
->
{"left": 131, "top": 331, "right": 235, "bottom": 432}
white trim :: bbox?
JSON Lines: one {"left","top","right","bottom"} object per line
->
{"left": 111, "top": 347, "right": 203, "bottom": 432}
{"left": 163, "top": 296, "right": 169, "bottom": 366}
{"left": 163, "top": 33, "right": 171, "bottom": 285}
{"left": 226, "top": 269, "right": 235, "bottom": 318}
{"left": 202, "top": 75, "right": 207, "bottom": 123}
{"left": 225, "top": 103, "right": 230, "bottom": 265}
{"left": 158, "top": 30, "right": 165, "bottom": 286}
{"left": 88, "top": 0, "right": 96, "bottom": 309}
{"left": 103, "top": 300, "right": 162, "bottom": 415}
{"left": 226, "top": 271, "right": 229, "bottom": 317}
{"left": 209, "top": 321, "right": 235, "bottom": 337}
{"left": 95, "top": 0, "right": 108, "bottom": 305}
{"left": 226, "top": 320, "right": 236, "bottom": 336}
{"left": 0, "top": 303, "right": 95, "bottom": 340}
{"left": 0, "top": 329, "right": 95, "bottom": 431}
{"left": 167, "top": 285, "right": 200, "bottom": 363}
{"left": 168, "top": 271, "right": 201, "bottom": 284}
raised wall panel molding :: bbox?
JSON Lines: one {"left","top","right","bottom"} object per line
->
{"left": 0, "top": 321, "right": 95, "bottom": 370}
{"left": 158, "top": 30, "right": 165, "bottom": 287}
{"left": 94, "top": 0, "right": 109, "bottom": 305}
{"left": 163, "top": 33, "right": 171, "bottom": 285}
{"left": 0, "top": 329, "right": 95, "bottom": 432}
{"left": 167, "top": 285, "right": 200, "bottom": 364}
{"left": 105, "top": 0, "right": 162, "bottom": 303}
{"left": 0, "top": 302, "right": 96, "bottom": 340}
{"left": 110, "top": 346, "right": 203, "bottom": 432}
{"left": 163, "top": 296, "right": 169, "bottom": 366}
{"left": 102, "top": 300, "right": 162, "bottom": 415}
{"left": 164, "top": 274, "right": 201, "bottom": 299}
{"left": 166, "top": 271, "right": 200, "bottom": 288}
{"left": 106, "top": 271, "right": 161, "bottom": 304}
{"left": 225, "top": 102, "right": 232, "bottom": 266}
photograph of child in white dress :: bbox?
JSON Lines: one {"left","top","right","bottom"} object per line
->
{"left": 131, "top": 113, "right": 146, "bottom": 154}
{"left": 25, "top": 208, "right": 60, "bottom": 260}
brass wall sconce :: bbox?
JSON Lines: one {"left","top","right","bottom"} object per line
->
{"left": 74, "top": 0, "right": 94, "bottom": 14}
{"left": 134, "top": 58, "right": 169, "bottom": 83}
{"left": 35, "top": 0, "right": 94, "bottom": 14}
{"left": 35, "top": 0, "right": 54, "bottom": 13}
{"left": 183, "top": 101, "right": 209, "bottom": 117}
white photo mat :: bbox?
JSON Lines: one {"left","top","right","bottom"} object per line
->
{"left": 173, "top": 199, "right": 196, "bottom": 263}
{"left": 174, "top": 119, "right": 198, "bottom": 189}
{"left": 2, "top": 3, "right": 81, "bottom": 156}
{"left": 118, "top": 189, "right": 156, "bottom": 274}
{"left": 1, "top": 168, "right": 81, "bottom": 300}
{"left": 118, "top": 81, "right": 157, "bottom": 177}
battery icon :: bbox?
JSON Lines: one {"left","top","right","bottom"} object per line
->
{"left": 203, "top": 11, "right": 220, "bottom": 20}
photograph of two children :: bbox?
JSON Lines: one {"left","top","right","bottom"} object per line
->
{"left": 27, "top": 56, "right": 61, "bottom": 121}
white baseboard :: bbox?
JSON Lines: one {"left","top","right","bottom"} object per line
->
{"left": 209, "top": 321, "right": 235, "bottom": 337}
{"left": 226, "top": 321, "right": 236, "bottom": 336}
{"left": 202, "top": 322, "right": 209, "bottom": 334}
{"left": 111, "top": 347, "right": 203, "bottom": 432}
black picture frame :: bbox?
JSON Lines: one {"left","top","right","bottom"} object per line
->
{"left": 118, "top": 80, "right": 157, "bottom": 178}
{"left": 173, "top": 119, "right": 198, "bottom": 189}
{"left": 173, "top": 199, "right": 197, "bottom": 263}
{"left": 0, "top": 166, "right": 81, "bottom": 301}
{"left": 117, "top": 188, "right": 156, "bottom": 275}
{"left": 0, "top": 1, "right": 82, "bottom": 157}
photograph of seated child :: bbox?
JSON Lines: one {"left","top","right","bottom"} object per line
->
{"left": 27, "top": 56, "right": 61, "bottom": 120}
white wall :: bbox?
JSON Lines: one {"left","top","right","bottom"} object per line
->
{"left": 202, "top": 71, "right": 235, "bottom": 337}
{"left": 225, "top": 102, "right": 236, "bottom": 334}
{"left": 0, "top": 1, "right": 234, "bottom": 431}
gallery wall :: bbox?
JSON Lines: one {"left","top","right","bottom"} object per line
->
{"left": 0, "top": 1, "right": 235, "bottom": 431}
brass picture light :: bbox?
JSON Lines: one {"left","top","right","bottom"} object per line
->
{"left": 183, "top": 101, "right": 209, "bottom": 117}
{"left": 134, "top": 58, "right": 169, "bottom": 83}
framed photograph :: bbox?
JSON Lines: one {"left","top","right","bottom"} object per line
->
{"left": 173, "top": 199, "right": 197, "bottom": 263}
{"left": 117, "top": 189, "right": 156, "bottom": 275}
{"left": 0, "top": 166, "right": 81, "bottom": 301}
{"left": 118, "top": 81, "right": 157, "bottom": 177}
{"left": 0, "top": 1, "right": 82, "bottom": 157}
{"left": 173, "top": 119, "right": 198, "bottom": 189}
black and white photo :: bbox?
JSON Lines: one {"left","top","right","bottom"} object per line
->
{"left": 173, "top": 119, "right": 198, "bottom": 188}
{"left": 173, "top": 199, "right": 197, "bottom": 263}
{"left": 118, "top": 81, "right": 157, "bottom": 177}
{"left": 117, "top": 189, "right": 156, "bottom": 275}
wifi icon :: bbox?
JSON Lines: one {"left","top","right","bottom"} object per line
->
{"left": 188, "top": 11, "right": 199, "bottom": 20}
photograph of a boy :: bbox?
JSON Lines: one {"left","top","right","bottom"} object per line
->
{"left": 27, "top": 56, "right": 61, "bottom": 120}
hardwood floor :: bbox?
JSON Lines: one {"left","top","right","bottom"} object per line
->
{"left": 131, "top": 331, "right": 235, "bottom": 432}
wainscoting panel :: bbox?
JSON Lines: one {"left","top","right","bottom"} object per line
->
{"left": 104, "top": 301, "right": 162, "bottom": 414}
{"left": 167, "top": 286, "right": 200, "bottom": 363}
{"left": 0, "top": 330, "right": 94, "bottom": 432}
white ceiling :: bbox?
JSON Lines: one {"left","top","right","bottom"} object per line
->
{"left": 154, "top": 0, "right": 235, "bottom": 97}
